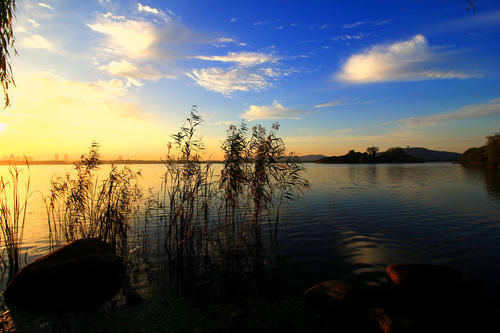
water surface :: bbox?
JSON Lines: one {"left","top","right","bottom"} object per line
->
{"left": 2, "top": 163, "right": 500, "bottom": 291}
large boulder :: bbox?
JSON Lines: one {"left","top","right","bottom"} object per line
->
{"left": 4, "top": 238, "right": 125, "bottom": 312}
{"left": 304, "top": 280, "right": 370, "bottom": 330}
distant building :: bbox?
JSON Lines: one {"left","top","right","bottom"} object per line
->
{"left": 64, "top": 154, "right": 69, "bottom": 161}
{"left": 54, "top": 154, "right": 59, "bottom": 161}
{"left": 118, "top": 155, "right": 123, "bottom": 161}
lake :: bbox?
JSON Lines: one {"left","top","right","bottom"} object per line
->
{"left": 2, "top": 162, "right": 500, "bottom": 293}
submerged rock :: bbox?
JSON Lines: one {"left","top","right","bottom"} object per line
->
{"left": 386, "top": 264, "right": 465, "bottom": 289}
{"left": 4, "top": 238, "right": 125, "bottom": 312}
{"left": 368, "top": 308, "right": 392, "bottom": 333}
{"left": 304, "top": 280, "right": 371, "bottom": 330}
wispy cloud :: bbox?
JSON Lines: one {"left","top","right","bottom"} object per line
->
{"left": 27, "top": 18, "right": 40, "bottom": 28}
{"left": 193, "top": 52, "right": 278, "bottom": 67}
{"left": 186, "top": 67, "right": 271, "bottom": 96}
{"left": 137, "top": 3, "right": 168, "bottom": 21}
{"left": 38, "top": 2, "right": 54, "bottom": 10}
{"left": 342, "top": 21, "right": 368, "bottom": 28}
{"left": 336, "top": 34, "right": 471, "bottom": 83}
{"left": 314, "top": 101, "right": 342, "bottom": 108}
{"left": 230, "top": 17, "right": 237, "bottom": 23}
{"left": 241, "top": 100, "right": 301, "bottom": 121}
{"left": 314, "top": 99, "right": 377, "bottom": 108}
{"left": 332, "top": 33, "right": 368, "bottom": 41}
{"left": 395, "top": 98, "right": 500, "bottom": 128}
{"left": 98, "top": 59, "right": 176, "bottom": 86}
{"left": 21, "top": 34, "right": 52, "bottom": 50}
{"left": 343, "top": 19, "right": 391, "bottom": 28}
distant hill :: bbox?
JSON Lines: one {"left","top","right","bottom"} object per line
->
{"left": 404, "top": 147, "right": 461, "bottom": 162}
{"left": 316, "top": 148, "right": 424, "bottom": 164}
{"left": 295, "top": 154, "right": 327, "bottom": 162}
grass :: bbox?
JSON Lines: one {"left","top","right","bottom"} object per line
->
{"left": 45, "top": 142, "right": 142, "bottom": 258}
{"left": 0, "top": 161, "right": 30, "bottom": 282}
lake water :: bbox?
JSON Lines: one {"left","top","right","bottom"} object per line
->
{"left": 2, "top": 163, "right": 500, "bottom": 292}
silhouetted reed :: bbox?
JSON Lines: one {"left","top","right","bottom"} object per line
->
{"left": 46, "top": 142, "right": 142, "bottom": 258}
{"left": 0, "top": 161, "right": 30, "bottom": 282}
{"left": 152, "top": 108, "right": 309, "bottom": 296}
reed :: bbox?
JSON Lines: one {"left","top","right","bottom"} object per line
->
{"left": 46, "top": 142, "right": 142, "bottom": 258}
{"left": 0, "top": 161, "right": 30, "bottom": 282}
{"left": 153, "top": 109, "right": 309, "bottom": 296}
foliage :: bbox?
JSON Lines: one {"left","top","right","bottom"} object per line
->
{"left": 366, "top": 146, "right": 379, "bottom": 157}
{"left": 485, "top": 132, "right": 500, "bottom": 167}
{"left": 466, "top": 0, "right": 476, "bottom": 15}
{"left": 0, "top": 160, "right": 29, "bottom": 282}
{"left": 46, "top": 142, "right": 142, "bottom": 257}
{"left": 461, "top": 132, "right": 500, "bottom": 168}
{"left": 1, "top": 0, "right": 16, "bottom": 109}
{"left": 317, "top": 147, "right": 424, "bottom": 164}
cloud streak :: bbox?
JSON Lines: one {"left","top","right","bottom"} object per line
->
{"left": 98, "top": 59, "right": 176, "bottom": 86}
{"left": 395, "top": 98, "right": 500, "bottom": 127}
{"left": 336, "top": 34, "right": 471, "bottom": 83}
{"left": 314, "top": 101, "right": 342, "bottom": 108}
{"left": 192, "top": 52, "right": 278, "bottom": 67}
{"left": 186, "top": 67, "right": 271, "bottom": 95}
{"left": 241, "top": 100, "right": 301, "bottom": 121}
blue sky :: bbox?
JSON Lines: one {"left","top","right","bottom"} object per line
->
{"left": 1, "top": 0, "right": 500, "bottom": 160}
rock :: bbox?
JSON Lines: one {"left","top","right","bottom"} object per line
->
{"left": 304, "top": 280, "right": 369, "bottom": 330}
{"left": 369, "top": 308, "right": 392, "bottom": 333}
{"left": 304, "top": 280, "right": 353, "bottom": 306}
{"left": 4, "top": 238, "right": 125, "bottom": 312}
{"left": 126, "top": 290, "right": 144, "bottom": 306}
{"left": 386, "top": 264, "right": 465, "bottom": 289}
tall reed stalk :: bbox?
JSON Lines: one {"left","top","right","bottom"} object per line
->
{"left": 0, "top": 161, "right": 30, "bottom": 282}
{"left": 46, "top": 142, "right": 142, "bottom": 257}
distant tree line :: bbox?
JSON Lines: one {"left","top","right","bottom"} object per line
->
{"left": 460, "top": 133, "right": 500, "bottom": 168}
{"left": 316, "top": 147, "right": 424, "bottom": 164}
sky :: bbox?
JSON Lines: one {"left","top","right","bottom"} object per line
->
{"left": 1, "top": 0, "right": 500, "bottom": 160}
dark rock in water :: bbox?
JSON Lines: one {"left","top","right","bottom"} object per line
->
{"left": 304, "top": 280, "right": 370, "bottom": 330}
{"left": 386, "top": 264, "right": 466, "bottom": 289}
{"left": 126, "top": 290, "right": 144, "bottom": 306}
{"left": 304, "top": 280, "right": 353, "bottom": 303}
{"left": 368, "top": 308, "right": 392, "bottom": 333}
{"left": 4, "top": 238, "right": 125, "bottom": 312}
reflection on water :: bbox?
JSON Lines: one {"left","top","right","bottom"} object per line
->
{"left": 1, "top": 163, "right": 500, "bottom": 292}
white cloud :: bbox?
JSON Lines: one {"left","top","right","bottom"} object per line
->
{"left": 98, "top": 59, "right": 175, "bottom": 86}
{"left": 218, "top": 37, "right": 235, "bottom": 43}
{"left": 137, "top": 3, "right": 167, "bottom": 21}
{"left": 16, "top": 26, "right": 27, "bottom": 33}
{"left": 193, "top": 52, "right": 278, "bottom": 67}
{"left": 241, "top": 100, "right": 301, "bottom": 121}
{"left": 342, "top": 21, "right": 367, "bottom": 28}
{"left": 88, "top": 13, "right": 158, "bottom": 59}
{"left": 88, "top": 11, "right": 192, "bottom": 60}
{"left": 94, "top": 78, "right": 127, "bottom": 95}
{"left": 38, "top": 2, "right": 54, "bottom": 10}
{"left": 210, "top": 120, "right": 234, "bottom": 126}
{"left": 187, "top": 67, "right": 271, "bottom": 96}
{"left": 21, "top": 34, "right": 52, "bottom": 50}
{"left": 332, "top": 33, "right": 368, "bottom": 41}
{"left": 395, "top": 98, "right": 500, "bottom": 128}
{"left": 230, "top": 18, "right": 237, "bottom": 23}
{"left": 336, "top": 34, "right": 470, "bottom": 83}
{"left": 27, "top": 18, "right": 40, "bottom": 28}
{"left": 343, "top": 20, "right": 390, "bottom": 28}
{"left": 314, "top": 101, "right": 342, "bottom": 108}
